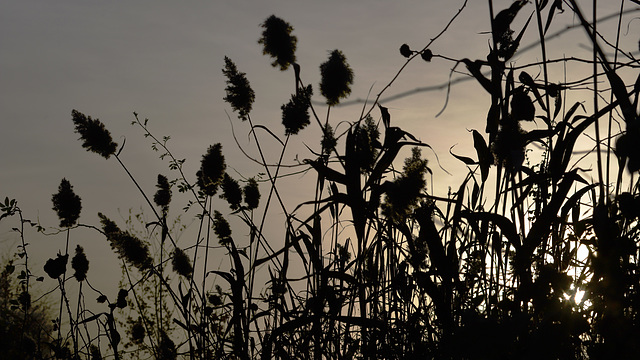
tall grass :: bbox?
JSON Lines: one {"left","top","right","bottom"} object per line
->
{"left": 3, "top": 1, "right": 640, "bottom": 359}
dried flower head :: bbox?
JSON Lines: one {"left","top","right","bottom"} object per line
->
{"left": 382, "top": 147, "right": 430, "bottom": 221}
{"left": 71, "top": 109, "right": 118, "bottom": 159}
{"left": 213, "top": 210, "right": 232, "bottom": 246}
{"left": 223, "top": 57, "right": 255, "bottom": 121}
{"left": 243, "top": 177, "right": 261, "bottom": 210}
{"left": 319, "top": 50, "right": 354, "bottom": 106}
{"left": 171, "top": 247, "right": 193, "bottom": 278}
{"left": 71, "top": 245, "right": 89, "bottom": 282}
{"left": 220, "top": 173, "right": 242, "bottom": 210}
{"left": 44, "top": 253, "right": 68, "bottom": 279}
{"left": 321, "top": 124, "right": 337, "bottom": 155}
{"left": 258, "top": 15, "right": 297, "bottom": 70}
{"left": 282, "top": 85, "right": 313, "bottom": 136}
{"left": 52, "top": 178, "right": 82, "bottom": 228}
{"left": 98, "top": 213, "right": 152, "bottom": 271}
{"left": 197, "top": 143, "right": 226, "bottom": 196}
{"left": 154, "top": 174, "right": 172, "bottom": 209}
{"left": 353, "top": 115, "right": 380, "bottom": 174}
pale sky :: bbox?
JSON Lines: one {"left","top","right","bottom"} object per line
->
{"left": 1, "top": 0, "right": 638, "bottom": 308}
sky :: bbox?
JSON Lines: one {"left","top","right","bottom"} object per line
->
{"left": 1, "top": 0, "right": 639, "bottom": 310}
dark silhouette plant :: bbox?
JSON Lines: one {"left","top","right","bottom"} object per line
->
{"left": 5, "top": 1, "right": 640, "bottom": 359}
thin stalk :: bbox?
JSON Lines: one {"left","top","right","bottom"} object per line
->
{"left": 200, "top": 199, "right": 213, "bottom": 358}
{"left": 607, "top": 0, "right": 625, "bottom": 199}
{"left": 122, "top": 262, "right": 159, "bottom": 359}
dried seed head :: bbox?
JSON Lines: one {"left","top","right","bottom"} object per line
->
{"left": 213, "top": 210, "right": 232, "bottom": 246}
{"left": 321, "top": 124, "right": 337, "bottom": 155}
{"left": 71, "top": 109, "right": 118, "bottom": 159}
{"left": 52, "top": 178, "right": 82, "bottom": 228}
{"left": 222, "top": 57, "right": 255, "bottom": 121}
{"left": 243, "top": 177, "right": 261, "bottom": 210}
{"left": 71, "top": 245, "right": 89, "bottom": 282}
{"left": 381, "top": 147, "right": 430, "bottom": 221}
{"left": 319, "top": 50, "right": 354, "bottom": 106}
{"left": 258, "top": 15, "right": 297, "bottom": 70}
{"left": 197, "top": 143, "right": 226, "bottom": 196}
{"left": 281, "top": 85, "right": 313, "bottom": 136}
{"left": 98, "top": 213, "right": 152, "bottom": 271}
{"left": 153, "top": 174, "right": 172, "bottom": 209}
{"left": 220, "top": 173, "right": 242, "bottom": 210}
{"left": 353, "top": 116, "right": 380, "bottom": 174}
{"left": 171, "top": 247, "right": 193, "bottom": 278}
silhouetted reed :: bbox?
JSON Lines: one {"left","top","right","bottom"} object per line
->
{"left": 5, "top": 2, "right": 640, "bottom": 359}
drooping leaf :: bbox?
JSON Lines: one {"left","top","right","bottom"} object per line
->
{"left": 544, "top": 0, "right": 564, "bottom": 35}
{"left": 449, "top": 145, "right": 477, "bottom": 166}
{"left": 461, "top": 210, "right": 521, "bottom": 250}
{"left": 472, "top": 130, "right": 492, "bottom": 182}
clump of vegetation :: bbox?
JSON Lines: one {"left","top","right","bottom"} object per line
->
{"left": 4, "top": 2, "right": 640, "bottom": 359}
